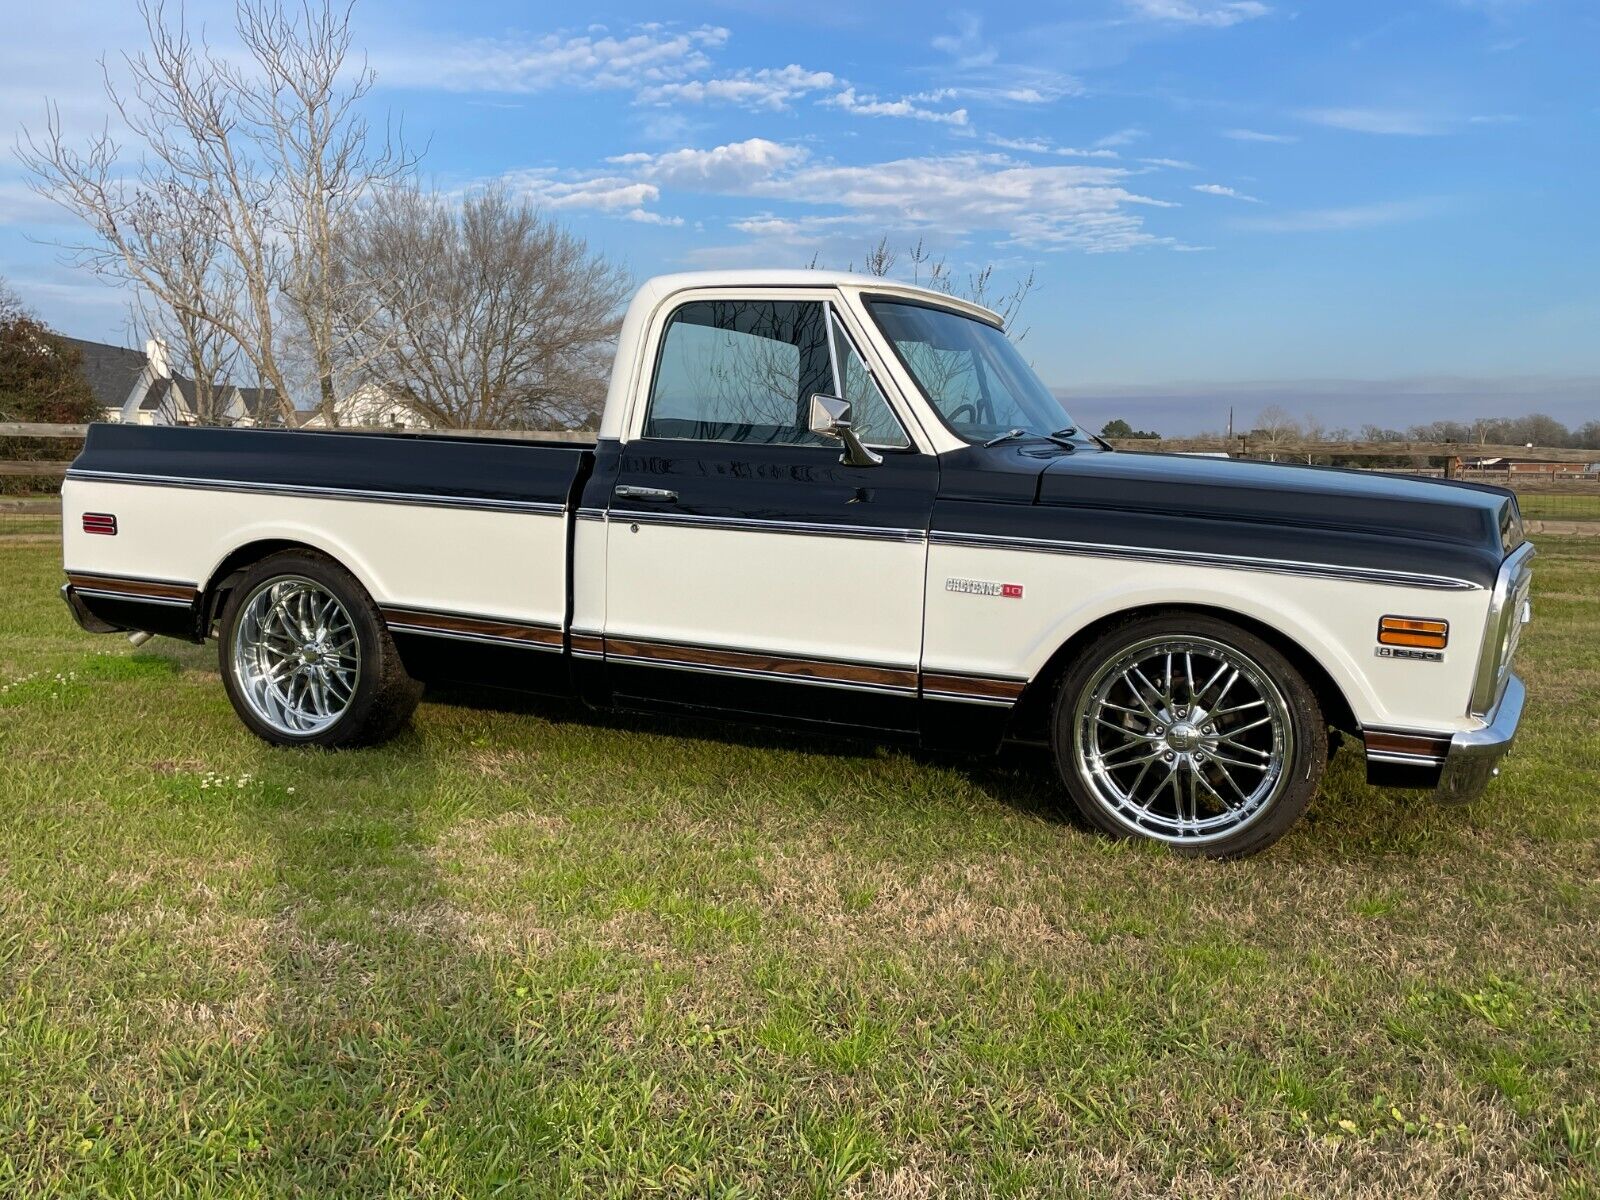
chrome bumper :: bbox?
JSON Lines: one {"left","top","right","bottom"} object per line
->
{"left": 60, "top": 582, "right": 125, "bottom": 635}
{"left": 1435, "top": 673, "right": 1526, "bottom": 803}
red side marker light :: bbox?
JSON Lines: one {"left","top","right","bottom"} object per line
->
{"left": 82, "top": 513, "right": 118, "bottom": 536}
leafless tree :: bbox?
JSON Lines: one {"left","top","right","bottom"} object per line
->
{"left": 122, "top": 180, "right": 241, "bottom": 423}
{"left": 17, "top": 0, "right": 413, "bottom": 425}
{"left": 848, "top": 236, "right": 1035, "bottom": 334}
{"left": 335, "top": 185, "right": 630, "bottom": 429}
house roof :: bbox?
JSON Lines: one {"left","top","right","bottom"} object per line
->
{"left": 234, "top": 386, "right": 280, "bottom": 422}
{"left": 61, "top": 336, "right": 148, "bottom": 411}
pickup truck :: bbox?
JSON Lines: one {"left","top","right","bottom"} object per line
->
{"left": 59, "top": 269, "right": 1534, "bottom": 858}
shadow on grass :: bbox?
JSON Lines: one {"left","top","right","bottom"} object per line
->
{"left": 425, "top": 679, "right": 1082, "bottom": 830}
{"left": 242, "top": 732, "right": 552, "bottom": 1192}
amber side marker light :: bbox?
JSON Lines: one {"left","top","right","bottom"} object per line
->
{"left": 1378, "top": 616, "right": 1449, "bottom": 649}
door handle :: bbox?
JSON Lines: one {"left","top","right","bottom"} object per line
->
{"left": 614, "top": 485, "right": 678, "bottom": 503}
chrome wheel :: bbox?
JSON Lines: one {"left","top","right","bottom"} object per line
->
{"left": 1073, "top": 634, "right": 1294, "bottom": 846}
{"left": 230, "top": 576, "right": 361, "bottom": 736}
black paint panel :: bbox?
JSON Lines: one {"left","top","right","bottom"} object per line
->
{"left": 71, "top": 592, "right": 202, "bottom": 642}
{"left": 391, "top": 632, "right": 573, "bottom": 697}
{"left": 609, "top": 437, "right": 940, "bottom": 534}
{"left": 607, "top": 660, "right": 921, "bottom": 733}
{"left": 72, "top": 422, "right": 592, "bottom": 510}
{"left": 933, "top": 443, "right": 1509, "bottom": 589}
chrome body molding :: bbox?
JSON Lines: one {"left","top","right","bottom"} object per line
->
{"left": 929, "top": 529, "right": 1484, "bottom": 592}
{"left": 610, "top": 508, "right": 926, "bottom": 544}
{"left": 65, "top": 469, "right": 568, "bottom": 516}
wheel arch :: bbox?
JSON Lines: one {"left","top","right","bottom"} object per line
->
{"left": 1009, "top": 602, "right": 1360, "bottom": 744}
{"left": 199, "top": 537, "right": 373, "bottom": 638}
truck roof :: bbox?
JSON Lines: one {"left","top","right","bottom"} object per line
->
{"left": 634, "top": 270, "right": 1003, "bottom": 327}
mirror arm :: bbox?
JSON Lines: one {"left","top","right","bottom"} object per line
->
{"left": 838, "top": 425, "right": 883, "bottom": 468}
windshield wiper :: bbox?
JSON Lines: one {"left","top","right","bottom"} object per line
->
{"left": 1044, "top": 425, "right": 1079, "bottom": 450}
{"left": 983, "top": 428, "right": 1028, "bottom": 447}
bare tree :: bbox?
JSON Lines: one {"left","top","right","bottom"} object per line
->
{"left": 18, "top": 0, "right": 412, "bottom": 425}
{"left": 847, "top": 236, "right": 1035, "bottom": 334}
{"left": 336, "top": 185, "right": 630, "bottom": 429}
{"left": 122, "top": 180, "right": 242, "bottom": 423}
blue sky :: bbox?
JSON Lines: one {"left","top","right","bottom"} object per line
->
{"left": 2, "top": 0, "right": 1596, "bottom": 432}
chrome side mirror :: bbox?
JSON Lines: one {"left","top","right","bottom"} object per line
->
{"left": 808, "top": 394, "right": 883, "bottom": 468}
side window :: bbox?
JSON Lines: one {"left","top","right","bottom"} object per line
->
{"left": 831, "top": 315, "right": 910, "bottom": 449}
{"left": 645, "top": 300, "right": 833, "bottom": 444}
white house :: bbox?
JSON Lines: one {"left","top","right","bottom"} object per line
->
{"left": 64, "top": 335, "right": 280, "bottom": 426}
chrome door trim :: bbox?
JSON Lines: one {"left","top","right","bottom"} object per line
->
{"left": 929, "top": 529, "right": 1481, "bottom": 591}
{"left": 65, "top": 469, "right": 569, "bottom": 516}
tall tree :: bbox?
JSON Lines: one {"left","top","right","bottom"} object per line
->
{"left": 18, "top": 0, "right": 413, "bottom": 425}
{"left": 335, "top": 186, "right": 630, "bottom": 429}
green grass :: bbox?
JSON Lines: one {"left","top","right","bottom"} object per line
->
{"left": 1, "top": 538, "right": 1598, "bottom": 1197}
{"left": 1517, "top": 492, "right": 1600, "bottom": 523}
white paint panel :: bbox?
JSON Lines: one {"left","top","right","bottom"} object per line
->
{"left": 63, "top": 480, "right": 568, "bottom": 627}
{"left": 924, "top": 543, "right": 1493, "bottom": 732}
{"left": 604, "top": 523, "right": 926, "bottom": 666}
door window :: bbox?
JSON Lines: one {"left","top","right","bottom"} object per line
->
{"left": 645, "top": 299, "right": 910, "bottom": 448}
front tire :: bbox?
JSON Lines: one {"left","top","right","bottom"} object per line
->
{"left": 218, "top": 551, "right": 421, "bottom": 748}
{"left": 1051, "top": 614, "right": 1327, "bottom": 858}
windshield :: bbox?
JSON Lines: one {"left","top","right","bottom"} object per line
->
{"left": 866, "top": 299, "right": 1085, "bottom": 446}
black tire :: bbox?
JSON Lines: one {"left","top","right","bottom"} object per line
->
{"left": 217, "top": 550, "right": 422, "bottom": 749}
{"left": 1050, "top": 613, "right": 1327, "bottom": 859}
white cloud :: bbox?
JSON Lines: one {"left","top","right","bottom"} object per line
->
{"left": 931, "top": 14, "right": 998, "bottom": 68}
{"left": 1141, "top": 156, "right": 1198, "bottom": 169}
{"left": 1096, "top": 127, "right": 1146, "bottom": 148}
{"left": 380, "top": 25, "right": 729, "bottom": 93}
{"left": 746, "top": 152, "right": 1175, "bottom": 252}
{"left": 1124, "top": 0, "right": 1271, "bottom": 27}
{"left": 1300, "top": 107, "right": 1446, "bottom": 135}
{"left": 821, "top": 88, "right": 969, "bottom": 126}
{"left": 987, "top": 134, "right": 1122, "bottom": 159}
{"left": 1222, "top": 127, "right": 1299, "bottom": 143}
{"left": 638, "top": 64, "right": 835, "bottom": 111}
{"left": 1193, "top": 182, "right": 1260, "bottom": 202}
{"left": 1237, "top": 198, "right": 1440, "bottom": 231}
{"left": 615, "top": 138, "right": 809, "bottom": 190}
{"left": 626, "top": 208, "right": 684, "bottom": 226}
{"left": 499, "top": 169, "right": 661, "bottom": 212}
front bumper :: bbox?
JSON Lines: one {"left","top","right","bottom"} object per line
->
{"left": 1435, "top": 673, "right": 1526, "bottom": 803}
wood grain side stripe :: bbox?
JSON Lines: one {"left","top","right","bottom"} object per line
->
{"left": 66, "top": 572, "right": 197, "bottom": 603}
{"left": 605, "top": 637, "right": 920, "bottom": 692}
{"left": 922, "top": 672, "right": 1027, "bottom": 702}
{"left": 1363, "top": 730, "right": 1452, "bottom": 760}
{"left": 381, "top": 606, "right": 563, "bottom": 649}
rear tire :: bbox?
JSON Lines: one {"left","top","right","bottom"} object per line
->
{"left": 1050, "top": 613, "right": 1326, "bottom": 859}
{"left": 218, "top": 550, "right": 421, "bottom": 749}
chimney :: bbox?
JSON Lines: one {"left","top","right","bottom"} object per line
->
{"left": 145, "top": 335, "right": 171, "bottom": 379}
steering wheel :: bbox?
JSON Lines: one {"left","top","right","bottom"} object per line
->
{"left": 948, "top": 403, "right": 977, "bottom": 425}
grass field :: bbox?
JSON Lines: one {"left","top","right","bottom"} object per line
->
{"left": 1, "top": 537, "right": 1597, "bottom": 1198}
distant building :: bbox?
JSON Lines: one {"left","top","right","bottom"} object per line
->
{"left": 64, "top": 335, "right": 280, "bottom": 426}
{"left": 1465, "top": 456, "right": 1595, "bottom": 475}
{"left": 294, "top": 382, "right": 430, "bottom": 430}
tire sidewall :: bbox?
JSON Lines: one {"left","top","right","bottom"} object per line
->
{"left": 1051, "top": 614, "right": 1327, "bottom": 858}
{"left": 218, "top": 552, "right": 389, "bottom": 748}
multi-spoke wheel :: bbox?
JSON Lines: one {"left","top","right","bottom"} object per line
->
{"left": 218, "top": 551, "right": 421, "bottom": 748}
{"left": 1052, "top": 614, "right": 1327, "bottom": 858}
{"left": 232, "top": 577, "right": 360, "bottom": 735}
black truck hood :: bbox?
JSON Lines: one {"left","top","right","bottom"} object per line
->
{"left": 935, "top": 446, "right": 1519, "bottom": 591}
